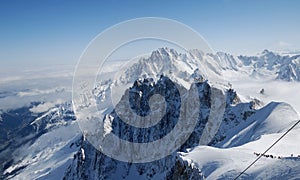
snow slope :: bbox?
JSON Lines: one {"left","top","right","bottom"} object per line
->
{"left": 5, "top": 122, "right": 81, "bottom": 180}
{"left": 219, "top": 102, "right": 299, "bottom": 148}
{"left": 181, "top": 102, "right": 300, "bottom": 179}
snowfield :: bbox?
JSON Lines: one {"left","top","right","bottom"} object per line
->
{"left": 181, "top": 102, "right": 300, "bottom": 179}
{"left": 5, "top": 122, "right": 81, "bottom": 180}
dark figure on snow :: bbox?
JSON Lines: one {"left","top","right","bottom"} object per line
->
{"left": 260, "top": 88, "right": 265, "bottom": 94}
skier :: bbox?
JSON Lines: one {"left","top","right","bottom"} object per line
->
{"left": 260, "top": 88, "right": 265, "bottom": 94}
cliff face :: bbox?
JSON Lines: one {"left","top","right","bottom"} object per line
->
{"left": 169, "top": 157, "right": 205, "bottom": 180}
{"left": 64, "top": 75, "right": 256, "bottom": 179}
{"left": 64, "top": 76, "right": 213, "bottom": 179}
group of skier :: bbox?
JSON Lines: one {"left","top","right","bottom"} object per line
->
{"left": 253, "top": 152, "right": 300, "bottom": 159}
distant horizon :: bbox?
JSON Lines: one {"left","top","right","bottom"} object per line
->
{"left": 1, "top": 47, "right": 299, "bottom": 71}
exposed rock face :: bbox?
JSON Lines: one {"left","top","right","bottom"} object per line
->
{"left": 168, "top": 158, "right": 205, "bottom": 180}
{"left": 64, "top": 76, "right": 215, "bottom": 179}
{"left": 64, "top": 74, "right": 259, "bottom": 179}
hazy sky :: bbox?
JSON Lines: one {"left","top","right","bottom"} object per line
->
{"left": 1, "top": 0, "right": 300, "bottom": 67}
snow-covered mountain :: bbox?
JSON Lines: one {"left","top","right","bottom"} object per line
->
{"left": 0, "top": 101, "right": 82, "bottom": 180}
{"left": 1, "top": 48, "right": 300, "bottom": 179}
{"left": 235, "top": 49, "right": 300, "bottom": 81}
{"left": 116, "top": 47, "right": 300, "bottom": 83}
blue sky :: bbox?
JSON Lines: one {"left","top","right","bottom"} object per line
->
{"left": 1, "top": 0, "right": 300, "bottom": 67}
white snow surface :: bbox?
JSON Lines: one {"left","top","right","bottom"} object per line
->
{"left": 5, "top": 122, "right": 81, "bottom": 180}
{"left": 180, "top": 102, "right": 300, "bottom": 179}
